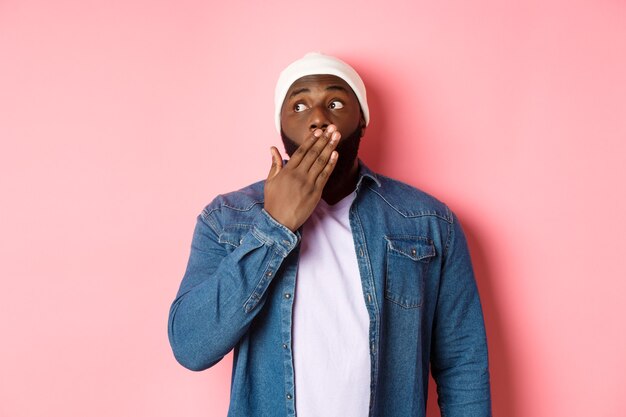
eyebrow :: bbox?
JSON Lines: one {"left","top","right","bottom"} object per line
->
{"left": 325, "top": 85, "right": 349, "bottom": 93}
{"left": 288, "top": 85, "right": 350, "bottom": 98}
{"left": 289, "top": 87, "right": 310, "bottom": 98}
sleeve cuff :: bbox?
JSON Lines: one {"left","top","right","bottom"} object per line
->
{"left": 250, "top": 208, "right": 301, "bottom": 257}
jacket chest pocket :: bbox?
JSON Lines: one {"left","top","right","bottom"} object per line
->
{"left": 384, "top": 235, "right": 436, "bottom": 309}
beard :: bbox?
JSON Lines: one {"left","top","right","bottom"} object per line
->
{"left": 280, "top": 125, "right": 363, "bottom": 188}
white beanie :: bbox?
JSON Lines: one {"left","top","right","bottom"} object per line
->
{"left": 274, "top": 52, "right": 369, "bottom": 133}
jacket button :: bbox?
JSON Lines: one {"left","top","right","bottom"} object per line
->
{"left": 411, "top": 248, "right": 416, "bottom": 256}
{"left": 286, "top": 394, "right": 292, "bottom": 400}
{"left": 284, "top": 293, "right": 291, "bottom": 299}
{"left": 266, "top": 270, "right": 273, "bottom": 277}
{"left": 282, "top": 343, "right": 288, "bottom": 349}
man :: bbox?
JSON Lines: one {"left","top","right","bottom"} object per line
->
{"left": 168, "top": 52, "right": 492, "bottom": 417}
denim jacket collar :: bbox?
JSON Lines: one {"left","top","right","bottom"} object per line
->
{"left": 356, "top": 158, "right": 382, "bottom": 190}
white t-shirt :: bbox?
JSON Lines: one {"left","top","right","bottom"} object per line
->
{"left": 292, "top": 190, "right": 371, "bottom": 416}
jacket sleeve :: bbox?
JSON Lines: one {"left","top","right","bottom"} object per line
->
{"left": 167, "top": 205, "right": 300, "bottom": 371}
{"left": 430, "top": 208, "right": 492, "bottom": 416}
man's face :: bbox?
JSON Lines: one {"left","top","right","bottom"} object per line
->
{"left": 280, "top": 74, "right": 364, "bottom": 152}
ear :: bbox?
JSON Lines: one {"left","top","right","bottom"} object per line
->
{"left": 359, "top": 113, "right": 367, "bottom": 137}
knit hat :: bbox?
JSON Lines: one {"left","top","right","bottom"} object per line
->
{"left": 274, "top": 52, "right": 369, "bottom": 133}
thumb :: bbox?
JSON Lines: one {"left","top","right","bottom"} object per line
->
{"left": 268, "top": 146, "right": 283, "bottom": 179}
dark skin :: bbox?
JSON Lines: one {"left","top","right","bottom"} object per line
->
{"left": 264, "top": 74, "right": 366, "bottom": 232}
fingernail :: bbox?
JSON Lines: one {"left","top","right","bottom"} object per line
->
{"left": 314, "top": 129, "right": 322, "bottom": 137}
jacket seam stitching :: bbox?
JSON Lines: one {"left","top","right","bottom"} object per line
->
{"left": 443, "top": 206, "right": 454, "bottom": 259}
{"left": 199, "top": 210, "right": 220, "bottom": 235}
{"left": 203, "top": 200, "right": 263, "bottom": 220}
{"left": 351, "top": 206, "right": 380, "bottom": 413}
{"left": 242, "top": 255, "right": 275, "bottom": 313}
{"left": 366, "top": 185, "right": 452, "bottom": 222}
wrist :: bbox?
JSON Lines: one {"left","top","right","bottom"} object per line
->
{"left": 264, "top": 207, "right": 298, "bottom": 232}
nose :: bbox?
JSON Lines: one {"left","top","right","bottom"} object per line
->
{"left": 308, "top": 105, "right": 330, "bottom": 131}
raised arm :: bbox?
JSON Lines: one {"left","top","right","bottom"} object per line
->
{"left": 168, "top": 125, "right": 341, "bottom": 371}
{"left": 167, "top": 207, "right": 299, "bottom": 371}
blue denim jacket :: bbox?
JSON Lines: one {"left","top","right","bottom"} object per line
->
{"left": 168, "top": 159, "right": 492, "bottom": 417}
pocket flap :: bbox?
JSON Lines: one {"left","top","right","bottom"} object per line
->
{"left": 385, "top": 236, "right": 436, "bottom": 261}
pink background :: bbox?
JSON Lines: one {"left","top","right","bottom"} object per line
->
{"left": 1, "top": 1, "right": 625, "bottom": 416}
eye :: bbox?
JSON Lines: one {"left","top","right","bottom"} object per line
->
{"left": 329, "top": 100, "right": 344, "bottom": 110}
{"left": 294, "top": 103, "right": 308, "bottom": 112}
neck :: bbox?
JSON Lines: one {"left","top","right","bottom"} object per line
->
{"left": 321, "top": 159, "right": 359, "bottom": 205}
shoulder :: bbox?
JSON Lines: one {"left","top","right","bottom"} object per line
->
{"left": 366, "top": 172, "right": 453, "bottom": 224}
{"left": 200, "top": 179, "right": 266, "bottom": 219}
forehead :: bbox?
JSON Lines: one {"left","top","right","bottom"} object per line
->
{"left": 286, "top": 74, "right": 355, "bottom": 96}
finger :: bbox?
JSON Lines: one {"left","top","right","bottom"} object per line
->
{"left": 268, "top": 146, "right": 283, "bottom": 179}
{"left": 308, "top": 129, "right": 340, "bottom": 178}
{"left": 299, "top": 125, "right": 337, "bottom": 172}
{"left": 314, "top": 150, "right": 339, "bottom": 190}
{"left": 285, "top": 128, "right": 324, "bottom": 168}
